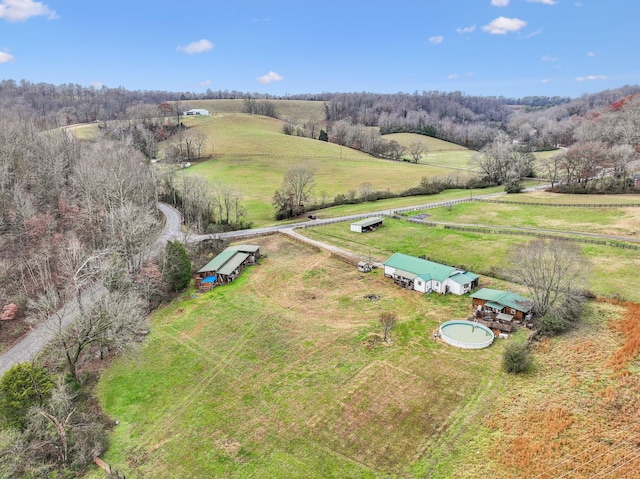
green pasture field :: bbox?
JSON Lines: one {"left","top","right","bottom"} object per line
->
{"left": 407, "top": 199, "right": 640, "bottom": 238}
{"left": 94, "top": 235, "right": 512, "bottom": 478}
{"left": 92, "top": 235, "right": 637, "bottom": 478}
{"left": 483, "top": 190, "right": 640, "bottom": 205}
{"left": 182, "top": 99, "right": 327, "bottom": 124}
{"left": 383, "top": 132, "right": 477, "bottom": 170}
{"left": 300, "top": 218, "right": 640, "bottom": 301}
{"left": 176, "top": 114, "right": 475, "bottom": 226}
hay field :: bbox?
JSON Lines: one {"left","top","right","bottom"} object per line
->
{"left": 94, "top": 235, "right": 640, "bottom": 478}
{"left": 95, "top": 235, "right": 506, "bottom": 478}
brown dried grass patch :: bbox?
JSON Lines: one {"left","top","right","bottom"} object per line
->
{"left": 308, "top": 361, "right": 446, "bottom": 472}
{"left": 482, "top": 301, "right": 640, "bottom": 478}
{"left": 607, "top": 301, "right": 640, "bottom": 373}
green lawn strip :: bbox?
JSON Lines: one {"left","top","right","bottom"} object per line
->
{"left": 300, "top": 218, "right": 640, "bottom": 301}
{"left": 483, "top": 192, "right": 640, "bottom": 205}
{"left": 406, "top": 201, "right": 638, "bottom": 237}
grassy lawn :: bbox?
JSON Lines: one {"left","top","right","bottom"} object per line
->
{"left": 406, "top": 199, "right": 640, "bottom": 238}
{"left": 94, "top": 235, "right": 510, "bottom": 478}
{"left": 484, "top": 190, "right": 640, "bottom": 205}
{"left": 382, "top": 132, "right": 476, "bottom": 170}
{"left": 93, "top": 235, "right": 640, "bottom": 478}
{"left": 300, "top": 218, "right": 640, "bottom": 301}
{"left": 183, "top": 99, "right": 327, "bottom": 125}
{"left": 170, "top": 114, "right": 477, "bottom": 226}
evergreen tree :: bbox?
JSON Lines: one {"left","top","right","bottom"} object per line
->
{"left": 162, "top": 240, "right": 192, "bottom": 292}
{"left": 0, "top": 363, "right": 55, "bottom": 430}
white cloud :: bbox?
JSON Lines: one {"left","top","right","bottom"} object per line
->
{"left": 526, "top": 29, "right": 543, "bottom": 38}
{"left": 428, "top": 35, "right": 444, "bottom": 45}
{"left": 257, "top": 71, "right": 283, "bottom": 84}
{"left": 89, "top": 81, "right": 104, "bottom": 88}
{"left": 541, "top": 54, "right": 559, "bottom": 62}
{"left": 177, "top": 39, "right": 214, "bottom": 55}
{"left": 527, "top": 0, "right": 557, "bottom": 4}
{"left": 0, "top": 50, "right": 14, "bottom": 63}
{"left": 0, "top": 0, "right": 57, "bottom": 22}
{"left": 491, "top": 0, "right": 510, "bottom": 6}
{"left": 574, "top": 1, "right": 584, "bottom": 6}
{"left": 200, "top": 79, "right": 212, "bottom": 86}
{"left": 576, "top": 75, "right": 607, "bottom": 81}
{"left": 456, "top": 25, "right": 476, "bottom": 34}
{"left": 446, "top": 73, "right": 459, "bottom": 80}
{"left": 482, "top": 17, "right": 527, "bottom": 34}
{"left": 466, "top": 71, "right": 474, "bottom": 77}
{"left": 587, "top": 51, "right": 595, "bottom": 57}
{"left": 541, "top": 78, "right": 552, "bottom": 83}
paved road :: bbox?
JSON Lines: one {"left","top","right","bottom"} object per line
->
{"left": 0, "top": 203, "right": 183, "bottom": 375}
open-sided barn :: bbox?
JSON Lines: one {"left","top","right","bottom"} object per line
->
{"left": 350, "top": 217, "right": 384, "bottom": 233}
{"left": 195, "top": 244, "right": 260, "bottom": 290}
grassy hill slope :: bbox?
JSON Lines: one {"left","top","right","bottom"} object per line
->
{"left": 183, "top": 99, "right": 327, "bottom": 124}
{"left": 178, "top": 114, "right": 474, "bottom": 225}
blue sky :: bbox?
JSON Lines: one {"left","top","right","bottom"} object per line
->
{"left": 1, "top": 0, "right": 638, "bottom": 99}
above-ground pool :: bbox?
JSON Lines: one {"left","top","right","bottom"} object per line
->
{"left": 439, "top": 320, "right": 494, "bottom": 349}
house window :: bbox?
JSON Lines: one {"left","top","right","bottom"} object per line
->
{"left": 510, "top": 308, "right": 516, "bottom": 314}
{"left": 416, "top": 280, "right": 422, "bottom": 286}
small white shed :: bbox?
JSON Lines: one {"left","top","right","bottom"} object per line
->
{"left": 350, "top": 217, "right": 384, "bottom": 233}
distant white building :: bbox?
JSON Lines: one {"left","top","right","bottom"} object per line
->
{"left": 184, "top": 108, "right": 210, "bottom": 116}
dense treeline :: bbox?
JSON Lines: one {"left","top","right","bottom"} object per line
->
{"left": 316, "top": 86, "right": 640, "bottom": 151}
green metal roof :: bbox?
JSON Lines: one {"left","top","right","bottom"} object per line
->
{"left": 485, "top": 301, "right": 505, "bottom": 310}
{"left": 226, "top": 244, "right": 260, "bottom": 253}
{"left": 384, "top": 253, "right": 468, "bottom": 283}
{"left": 217, "top": 252, "right": 250, "bottom": 276}
{"left": 471, "top": 288, "right": 532, "bottom": 313}
{"left": 197, "top": 249, "right": 237, "bottom": 273}
{"left": 197, "top": 245, "right": 258, "bottom": 274}
{"left": 351, "top": 217, "right": 384, "bottom": 227}
{"left": 448, "top": 271, "right": 479, "bottom": 285}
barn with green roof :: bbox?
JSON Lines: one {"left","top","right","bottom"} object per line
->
{"left": 194, "top": 244, "right": 261, "bottom": 290}
{"left": 383, "top": 252, "right": 478, "bottom": 295}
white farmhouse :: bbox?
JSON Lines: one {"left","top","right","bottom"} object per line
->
{"left": 383, "top": 252, "right": 478, "bottom": 295}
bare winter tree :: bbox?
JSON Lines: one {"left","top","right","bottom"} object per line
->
{"left": 379, "top": 312, "right": 398, "bottom": 343}
{"left": 50, "top": 288, "right": 147, "bottom": 381}
{"left": 502, "top": 239, "right": 588, "bottom": 318}
{"left": 105, "top": 201, "right": 159, "bottom": 274}
{"left": 408, "top": 140, "right": 428, "bottom": 164}
{"left": 0, "top": 380, "right": 108, "bottom": 477}
{"left": 386, "top": 140, "right": 406, "bottom": 161}
{"left": 359, "top": 182, "right": 373, "bottom": 202}
{"left": 283, "top": 165, "right": 315, "bottom": 207}
{"left": 539, "top": 151, "right": 566, "bottom": 188}
{"left": 273, "top": 165, "right": 316, "bottom": 219}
